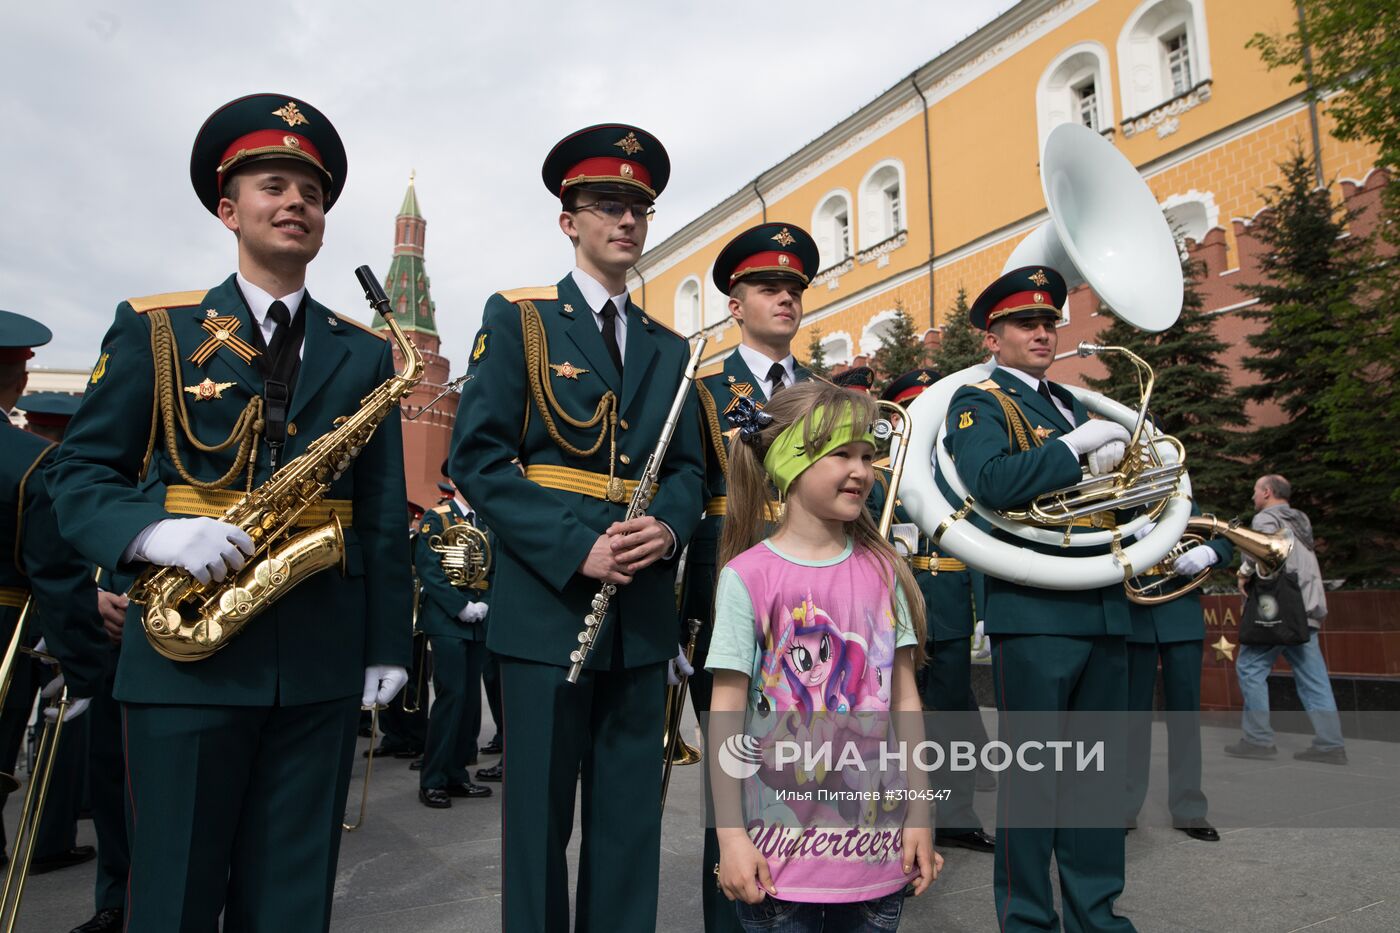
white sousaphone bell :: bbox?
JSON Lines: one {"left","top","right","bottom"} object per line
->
{"left": 900, "top": 122, "right": 1193, "bottom": 590}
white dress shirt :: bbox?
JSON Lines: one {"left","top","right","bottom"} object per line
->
{"left": 736, "top": 343, "right": 797, "bottom": 398}
{"left": 998, "top": 364, "right": 1077, "bottom": 427}
{"left": 237, "top": 273, "right": 306, "bottom": 359}
{"left": 570, "top": 268, "right": 628, "bottom": 358}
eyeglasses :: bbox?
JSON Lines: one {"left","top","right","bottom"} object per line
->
{"left": 572, "top": 199, "right": 656, "bottom": 221}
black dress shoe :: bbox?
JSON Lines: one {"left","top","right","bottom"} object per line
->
{"left": 29, "top": 845, "right": 96, "bottom": 875}
{"left": 392, "top": 746, "right": 425, "bottom": 759}
{"left": 481, "top": 739, "right": 503, "bottom": 755}
{"left": 1223, "top": 740, "right": 1277, "bottom": 759}
{"left": 419, "top": 787, "right": 452, "bottom": 809}
{"left": 409, "top": 759, "right": 423, "bottom": 771}
{"left": 70, "top": 907, "right": 124, "bottom": 933}
{"left": 1175, "top": 818, "right": 1220, "bottom": 842}
{"left": 934, "top": 829, "right": 996, "bottom": 853}
{"left": 475, "top": 763, "right": 503, "bottom": 782}
{"left": 446, "top": 781, "right": 492, "bottom": 798}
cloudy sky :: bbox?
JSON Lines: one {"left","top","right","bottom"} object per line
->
{"left": 4, "top": 0, "right": 1016, "bottom": 376}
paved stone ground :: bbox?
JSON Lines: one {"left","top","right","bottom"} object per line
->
{"left": 9, "top": 709, "right": 1400, "bottom": 932}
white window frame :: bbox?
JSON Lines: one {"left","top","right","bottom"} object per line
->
{"left": 1118, "top": 0, "right": 1212, "bottom": 118}
{"left": 1160, "top": 189, "right": 1220, "bottom": 250}
{"left": 1035, "top": 42, "right": 1114, "bottom": 153}
{"left": 820, "top": 330, "right": 854, "bottom": 366}
{"left": 811, "top": 190, "right": 855, "bottom": 270}
{"left": 674, "top": 275, "right": 702, "bottom": 336}
{"left": 857, "top": 160, "right": 907, "bottom": 249}
{"left": 859, "top": 309, "right": 903, "bottom": 357}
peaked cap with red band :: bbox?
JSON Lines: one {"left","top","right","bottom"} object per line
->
{"left": 712, "top": 222, "right": 820, "bottom": 294}
{"left": 879, "top": 368, "right": 943, "bottom": 406}
{"left": 832, "top": 366, "right": 875, "bottom": 394}
{"left": 969, "top": 265, "right": 1068, "bottom": 331}
{"left": 189, "top": 93, "right": 348, "bottom": 215}
{"left": 17, "top": 391, "right": 79, "bottom": 429}
{"left": 0, "top": 310, "right": 52, "bottom": 364}
{"left": 542, "top": 123, "right": 669, "bottom": 201}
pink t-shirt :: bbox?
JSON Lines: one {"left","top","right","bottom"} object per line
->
{"left": 708, "top": 538, "right": 916, "bottom": 903}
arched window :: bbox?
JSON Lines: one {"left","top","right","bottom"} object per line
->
{"left": 859, "top": 310, "right": 902, "bottom": 357}
{"left": 703, "top": 262, "right": 728, "bottom": 328}
{"left": 812, "top": 191, "right": 854, "bottom": 268}
{"left": 859, "top": 161, "right": 906, "bottom": 248}
{"left": 1036, "top": 43, "right": 1114, "bottom": 152}
{"left": 820, "top": 331, "right": 853, "bottom": 366}
{"left": 1160, "top": 190, "right": 1219, "bottom": 249}
{"left": 674, "top": 276, "right": 702, "bottom": 335}
{"left": 1118, "top": 0, "right": 1212, "bottom": 118}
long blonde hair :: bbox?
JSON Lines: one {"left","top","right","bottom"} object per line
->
{"left": 719, "top": 380, "right": 927, "bottom": 664}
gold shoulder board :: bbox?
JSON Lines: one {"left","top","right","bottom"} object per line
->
{"left": 334, "top": 313, "right": 387, "bottom": 340}
{"left": 498, "top": 286, "right": 559, "bottom": 304}
{"left": 431, "top": 504, "right": 454, "bottom": 516}
{"left": 971, "top": 379, "right": 1000, "bottom": 391}
{"left": 697, "top": 362, "right": 724, "bottom": 379}
{"left": 127, "top": 290, "right": 209, "bottom": 314}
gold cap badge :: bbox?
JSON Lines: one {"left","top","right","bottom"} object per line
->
{"left": 772, "top": 228, "right": 796, "bottom": 247}
{"left": 1029, "top": 269, "right": 1049, "bottom": 287}
{"left": 272, "top": 101, "right": 309, "bottom": 128}
{"left": 614, "top": 132, "right": 643, "bottom": 155}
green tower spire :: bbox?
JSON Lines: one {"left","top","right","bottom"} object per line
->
{"left": 379, "top": 170, "right": 438, "bottom": 336}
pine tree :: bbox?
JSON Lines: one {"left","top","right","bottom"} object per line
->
{"left": 930, "top": 286, "right": 988, "bottom": 374}
{"left": 802, "top": 328, "right": 831, "bottom": 378}
{"left": 1084, "top": 227, "right": 1250, "bottom": 516}
{"left": 870, "top": 302, "right": 928, "bottom": 393}
{"left": 1231, "top": 149, "right": 1396, "bottom": 579}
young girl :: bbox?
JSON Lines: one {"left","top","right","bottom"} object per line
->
{"left": 707, "top": 381, "right": 941, "bottom": 932}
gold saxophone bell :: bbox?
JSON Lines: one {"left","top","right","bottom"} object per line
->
{"left": 1126, "top": 515, "right": 1292, "bottom": 605}
{"left": 661, "top": 618, "right": 703, "bottom": 812}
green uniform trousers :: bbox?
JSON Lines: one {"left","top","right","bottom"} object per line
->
{"left": 420, "top": 635, "right": 484, "bottom": 789}
{"left": 1125, "top": 640, "right": 1207, "bottom": 824}
{"left": 499, "top": 657, "right": 664, "bottom": 933}
{"left": 122, "top": 698, "right": 359, "bottom": 932}
{"left": 992, "top": 634, "right": 1134, "bottom": 933}
{"left": 89, "top": 660, "right": 129, "bottom": 912}
{"left": 922, "top": 637, "right": 982, "bottom": 836}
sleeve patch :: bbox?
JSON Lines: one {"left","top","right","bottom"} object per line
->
{"left": 469, "top": 328, "right": 490, "bottom": 366}
{"left": 90, "top": 352, "right": 110, "bottom": 385}
{"left": 956, "top": 408, "right": 976, "bottom": 429}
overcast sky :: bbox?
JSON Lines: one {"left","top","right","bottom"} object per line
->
{"left": 3, "top": 0, "right": 1016, "bottom": 376}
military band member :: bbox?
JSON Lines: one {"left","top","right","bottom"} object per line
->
{"left": 685, "top": 221, "right": 818, "bottom": 933}
{"left": 1124, "top": 503, "right": 1231, "bottom": 841}
{"left": 449, "top": 123, "right": 705, "bottom": 933}
{"left": 877, "top": 368, "right": 995, "bottom": 855}
{"left": 415, "top": 472, "right": 492, "bottom": 807}
{"left": 941, "top": 267, "right": 1136, "bottom": 932}
{"left": 49, "top": 94, "right": 411, "bottom": 931}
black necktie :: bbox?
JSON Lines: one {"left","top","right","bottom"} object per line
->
{"left": 768, "top": 362, "right": 787, "bottom": 395}
{"left": 1037, "top": 380, "right": 1056, "bottom": 408}
{"left": 261, "top": 299, "right": 304, "bottom": 469}
{"left": 600, "top": 300, "right": 623, "bottom": 377}
{"left": 266, "top": 300, "right": 292, "bottom": 360}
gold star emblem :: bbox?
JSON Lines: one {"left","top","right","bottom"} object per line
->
{"left": 184, "top": 378, "right": 236, "bottom": 401}
{"left": 1029, "top": 269, "right": 1050, "bottom": 287}
{"left": 1211, "top": 635, "right": 1237, "bottom": 662}
{"left": 549, "top": 361, "right": 589, "bottom": 380}
{"left": 272, "top": 101, "right": 309, "bottom": 128}
{"left": 1033, "top": 425, "right": 1053, "bottom": 441}
{"left": 772, "top": 227, "right": 797, "bottom": 247}
{"left": 614, "top": 132, "right": 643, "bottom": 155}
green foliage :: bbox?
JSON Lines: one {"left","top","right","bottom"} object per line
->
{"left": 870, "top": 302, "right": 928, "bottom": 393}
{"left": 930, "top": 286, "right": 988, "bottom": 374}
{"left": 802, "top": 327, "right": 831, "bottom": 379}
{"left": 1084, "top": 225, "right": 1249, "bottom": 516}
{"left": 1231, "top": 148, "right": 1398, "bottom": 580}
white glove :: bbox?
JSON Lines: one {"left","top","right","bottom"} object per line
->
{"left": 971, "top": 620, "right": 991, "bottom": 660}
{"left": 456, "top": 601, "right": 489, "bottom": 623}
{"left": 1086, "top": 441, "right": 1127, "bottom": 476}
{"left": 33, "top": 637, "right": 55, "bottom": 662}
{"left": 44, "top": 697, "right": 90, "bottom": 723}
{"left": 140, "top": 517, "right": 255, "bottom": 585}
{"left": 361, "top": 665, "right": 409, "bottom": 708}
{"left": 1059, "top": 420, "right": 1131, "bottom": 459}
{"left": 1172, "top": 544, "right": 1219, "bottom": 577}
{"left": 667, "top": 649, "right": 695, "bottom": 686}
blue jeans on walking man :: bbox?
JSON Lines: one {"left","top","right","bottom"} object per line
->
{"left": 1235, "top": 631, "right": 1344, "bottom": 750}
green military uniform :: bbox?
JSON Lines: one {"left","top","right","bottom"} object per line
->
{"left": 1125, "top": 502, "right": 1231, "bottom": 830}
{"left": 415, "top": 500, "right": 492, "bottom": 799}
{"left": 942, "top": 268, "right": 1134, "bottom": 933}
{"left": 48, "top": 95, "right": 410, "bottom": 932}
{"left": 450, "top": 123, "right": 704, "bottom": 933}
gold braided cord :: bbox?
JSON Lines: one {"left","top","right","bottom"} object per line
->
{"left": 696, "top": 381, "right": 728, "bottom": 475}
{"left": 147, "top": 308, "right": 264, "bottom": 492}
{"left": 517, "top": 301, "right": 616, "bottom": 459}
{"left": 982, "top": 386, "right": 1040, "bottom": 454}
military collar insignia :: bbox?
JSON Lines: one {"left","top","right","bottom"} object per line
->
{"left": 326, "top": 315, "right": 337, "bottom": 327}
{"left": 1028, "top": 269, "right": 1050, "bottom": 287}
{"left": 772, "top": 227, "right": 797, "bottom": 247}
{"left": 184, "top": 378, "right": 236, "bottom": 401}
{"left": 189, "top": 315, "right": 260, "bottom": 366}
{"left": 563, "top": 303, "right": 575, "bottom": 315}
{"left": 614, "top": 132, "right": 643, "bottom": 155}
{"left": 205, "top": 308, "right": 219, "bottom": 319}
{"left": 550, "top": 361, "right": 589, "bottom": 380}
{"left": 273, "top": 101, "right": 309, "bottom": 128}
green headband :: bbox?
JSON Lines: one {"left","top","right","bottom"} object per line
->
{"left": 762, "top": 404, "right": 876, "bottom": 495}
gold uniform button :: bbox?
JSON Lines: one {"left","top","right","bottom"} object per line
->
{"left": 619, "top": 418, "right": 629, "bottom": 430}
{"left": 287, "top": 422, "right": 298, "bottom": 436}
{"left": 620, "top": 454, "right": 631, "bottom": 465}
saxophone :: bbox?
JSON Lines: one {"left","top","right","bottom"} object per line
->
{"left": 130, "top": 266, "right": 423, "bottom": 662}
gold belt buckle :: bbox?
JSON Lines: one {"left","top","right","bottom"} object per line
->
{"left": 606, "top": 476, "right": 628, "bottom": 504}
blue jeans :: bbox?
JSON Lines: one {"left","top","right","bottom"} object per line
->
{"left": 735, "top": 890, "right": 905, "bottom": 932}
{"left": 1235, "top": 630, "right": 1344, "bottom": 750}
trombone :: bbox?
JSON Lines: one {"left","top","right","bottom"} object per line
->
{"left": 661, "top": 618, "right": 703, "bottom": 812}
{"left": 0, "top": 595, "right": 72, "bottom": 932}
{"left": 401, "top": 577, "right": 427, "bottom": 714}
{"left": 343, "top": 704, "right": 382, "bottom": 832}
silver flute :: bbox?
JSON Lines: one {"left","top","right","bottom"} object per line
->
{"left": 567, "top": 337, "right": 707, "bottom": 684}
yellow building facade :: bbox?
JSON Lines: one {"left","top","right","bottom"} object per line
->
{"left": 630, "top": 0, "right": 1382, "bottom": 376}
